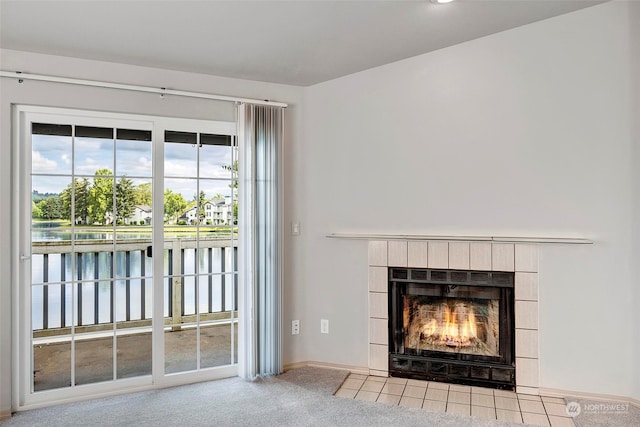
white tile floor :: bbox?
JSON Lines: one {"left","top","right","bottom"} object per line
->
{"left": 335, "top": 374, "right": 575, "bottom": 427}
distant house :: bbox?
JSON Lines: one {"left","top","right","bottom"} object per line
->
{"left": 179, "top": 198, "right": 232, "bottom": 225}
{"left": 129, "top": 205, "right": 152, "bottom": 225}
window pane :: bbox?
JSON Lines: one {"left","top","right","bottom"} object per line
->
{"left": 75, "top": 137, "right": 114, "bottom": 176}
{"left": 32, "top": 133, "right": 72, "bottom": 175}
{"left": 116, "top": 134, "right": 152, "bottom": 177}
{"left": 199, "top": 134, "right": 232, "bottom": 179}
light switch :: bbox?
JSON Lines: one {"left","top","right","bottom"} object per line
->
{"left": 291, "top": 221, "right": 300, "bottom": 236}
{"left": 321, "top": 319, "right": 329, "bottom": 334}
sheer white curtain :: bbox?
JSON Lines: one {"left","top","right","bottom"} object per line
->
{"left": 237, "top": 103, "right": 284, "bottom": 379}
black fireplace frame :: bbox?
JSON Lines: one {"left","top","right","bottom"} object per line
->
{"left": 388, "top": 268, "right": 515, "bottom": 390}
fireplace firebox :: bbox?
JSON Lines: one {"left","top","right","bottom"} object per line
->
{"left": 389, "top": 268, "right": 515, "bottom": 389}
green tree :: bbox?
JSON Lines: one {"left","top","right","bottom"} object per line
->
{"left": 223, "top": 161, "right": 238, "bottom": 225}
{"left": 133, "top": 182, "right": 152, "bottom": 206}
{"left": 88, "top": 169, "right": 114, "bottom": 225}
{"left": 222, "top": 160, "right": 238, "bottom": 185}
{"left": 195, "top": 190, "right": 207, "bottom": 224}
{"left": 232, "top": 203, "right": 238, "bottom": 225}
{"left": 115, "top": 177, "right": 136, "bottom": 223}
{"left": 38, "top": 195, "right": 62, "bottom": 220}
{"left": 164, "top": 189, "right": 187, "bottom": 223}
{"left": 61, "top": 178, "right": 90, "bottom": 224}
{"left": 32, "top": 201, "right": 42, "bottom": 219}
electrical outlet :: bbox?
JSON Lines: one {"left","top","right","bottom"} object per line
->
{"left": 292, "top": 320, "right": 300, "bottom": 335}
{"left": 320, "top": 319, "right": 329, "bottom": 334}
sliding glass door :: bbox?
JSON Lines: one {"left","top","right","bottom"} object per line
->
{"left": 17, "top": 107, "right": 237, "bottom": 407}
{"left": 161, "top": 122, "right": 238, "bottom": 374}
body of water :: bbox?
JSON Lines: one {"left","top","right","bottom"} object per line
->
{"left": 31, "top": 223, "right": 236, "bottom": 330}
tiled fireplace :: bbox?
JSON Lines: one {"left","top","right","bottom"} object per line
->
{"left": 368, "top": 240, "right": 540, "bottom": 395}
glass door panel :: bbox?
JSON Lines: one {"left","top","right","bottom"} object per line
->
{"left": 163, "top": 130, "right": 237, "bottom": 374}
{"left": 29, "top": 120, "right": 153, "bottom": 392}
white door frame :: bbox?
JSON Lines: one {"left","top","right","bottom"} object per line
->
{"left": 12, "top": 105, "right": 239, "bottom": 411}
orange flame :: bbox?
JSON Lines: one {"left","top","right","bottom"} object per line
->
{"left": 423, "top": 306, "right": 478, "bottom": 346}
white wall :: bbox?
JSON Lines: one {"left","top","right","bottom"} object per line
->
{"left": 294, "top": 1, "right": 638, "bottom": 400}
{"left": 0, "top": 49, "right": 304, "bottom": 414}
{"left": 630, "top": 1, "right": 640, "bottom": 403}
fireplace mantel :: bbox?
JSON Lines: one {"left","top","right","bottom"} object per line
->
{"left": 328, "top": 233, "right": 593, "bottom": 245}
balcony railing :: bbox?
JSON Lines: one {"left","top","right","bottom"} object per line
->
{"left": 31, "top": 237, "right": 237, "bottom": 338}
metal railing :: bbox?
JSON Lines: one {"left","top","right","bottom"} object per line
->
{"left": 31, "top": 237, "right": 238, "bottom": 337}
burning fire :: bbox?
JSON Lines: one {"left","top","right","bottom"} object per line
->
{"left": 422, "top": 306, "right": 478, "bottom": 347}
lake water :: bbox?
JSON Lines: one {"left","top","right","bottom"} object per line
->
{"left": 31, "top": 224, "right": 236, "bottom": 330}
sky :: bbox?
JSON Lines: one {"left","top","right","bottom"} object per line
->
{"left": 31, "top": 133, "right": 235, "bottom": 202}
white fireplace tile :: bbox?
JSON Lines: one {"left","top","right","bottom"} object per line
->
{"left": 423, "top": 399, "right": 447, "bottom": 413}
{"left": 471, "top": 405, "right": 496, "bottom": 419}
{"left": 492, "top": 243, "right": 515, "bottom": 272}
{"left": 471, "top": 393, "right": 495, "bottom": 407}
{"left": 369, "top": 267, "right": 388, "bottom": 293}
{"left": 541, "top": 397, "right": 566, "bottom": 405}
{"left": 449, "top": 391, "right": 471, "bottom": 405}
{"left": 516, "top": 357, "right": 540, "bottom": 388}
{"left": 515, "top": 301, "right": 539, "bottom": 330}
{"left": 448, "top": 242, "right": 470, "bottom": 270}
{"left": 361, "top": 380, "right": 385, "bottom": 393}
{"left": 470, "top": 242, "right": 492, "bottom": 270}
{"left": 516, "top": 329, "right": 539, "bottom": 359}
{"left": 407, "top": 241, "right": 428, "bottom": 268}
{"left": 381, "top": 382, "right": 405, "bottom": 396}
{"left": 370, "top": 318, "right": 388, "bottom": 345}
{"left": 496, "top": 409, "right": 523, "bottom": 423}
{"left": 495, "top": 396, "right": 520, "bottom": 411}
{"left": 387, "top": 377, "right": 407, "bottom": 385}
{"left": 403, "top": 385, "right": 426, "bottom": 399}
{"left": 516, "top": 386, "right": 540, "bottom": 396}
{"left": 515, "top": 272, "right": 538, "bottom": 302}
{"left": 400, "top": 396, "right": 424, "bottom": 409}
{"left": 518, "top": 399, "right": 545, "bottom": 414}
{"left": 388, "top": 241, "right": 408, "bottom": 267}
{"left": 495, "top": 390, "right": 517, "bottom": 398}
{"left": 370, "top": 344, "right": 388, "bottom": 371}
{"left": 428, "top": 241, "right": 449, "bottom": 268}
{"left": 368, "top": 241, "right": 388, "bottom": 266}
{"left": 377, "top": 393, "right": 401, "bottom": 405}
{"left": 446, "top": 403, "right": 471, "bottom": 416}
{"left": 369, "top": 369, "right": 388, "bottom": 377}
{"left": 515, "top": 244, "right": 538, "bottom": 273}
{"left": 370, "top": 292, "right": 388, "bottom": 319}
{"left": 355, "top": 390, "right": 379, "bottom": 402}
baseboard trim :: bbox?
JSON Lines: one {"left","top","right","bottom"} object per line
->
{"left": 0, "top": 409, "right": 11, "bottom": 420}
{"left": 539, "top": 387, "right": 640, "bottom": 409}
{"left": 283, "top": 361, "right": 369, "bottom": 376}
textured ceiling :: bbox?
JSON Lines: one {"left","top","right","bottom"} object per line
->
{"left": 0, "top": 0, "right": 605, "bottom": 86}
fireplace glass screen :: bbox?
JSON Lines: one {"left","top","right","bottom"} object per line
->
{"left": 403, "top": 285, "right": 501, "bottom": 358}
{"left": 389, "top": 268, "right": 515, "bottom": 389}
